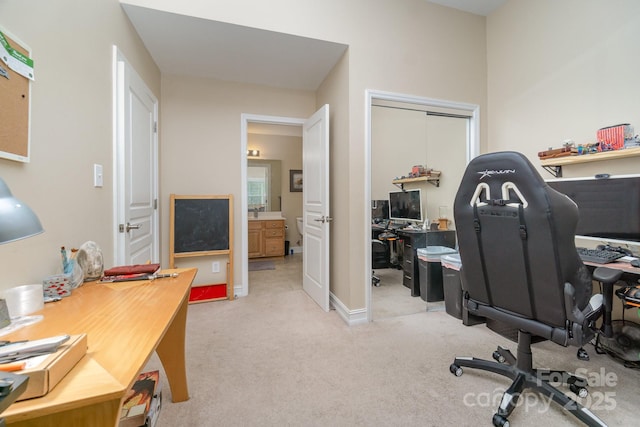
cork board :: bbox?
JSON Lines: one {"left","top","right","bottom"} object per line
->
{"left": 0, "top": 27, "right": 31, "bottom": 162}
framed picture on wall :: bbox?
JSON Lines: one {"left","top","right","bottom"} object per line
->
{"left": 290, "top": 170, "right": 303, "bottom": 192}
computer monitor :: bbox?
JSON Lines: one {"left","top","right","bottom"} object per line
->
{"left": 371, "top": 199, "right": 389, "bottom": 221}
{"left": 546, "top": 174, "right": 640, "bottom": 244}
{"left": 388, "top": 189, "right": 423, "bottom": 223}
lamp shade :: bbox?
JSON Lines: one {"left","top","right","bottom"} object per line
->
{"left": 0, "top": 177, "right": 44, "bottom": 244}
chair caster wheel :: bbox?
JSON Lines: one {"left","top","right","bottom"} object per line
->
{"left": 577, "top": 347, "right": 590, "bottom": 361}
{"left": 492, "top": 350, "right": 506, "bottom": 363}
{"left": 492, "top": 413, "right": 509, "bottom": 427}
{"left": 449, "top": 363, "right": 463, "bottom": 377}
{"left": 570, "top": 383, "right": 588, "bottom": 398}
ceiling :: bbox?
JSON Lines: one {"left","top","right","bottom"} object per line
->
{"left": 427, "top": 0, "right": 506, "bottom": 16}
{"left": 122, "top": 1, "right": 504, "bottom": 92}
{"left": 121, "top": 4, "right": 347, "bottom": 91}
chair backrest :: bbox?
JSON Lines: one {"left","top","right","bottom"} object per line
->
{"left": 454, "top": 151, "right": 592, "bottom": 328}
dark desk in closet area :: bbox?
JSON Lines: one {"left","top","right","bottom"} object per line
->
{"left": 372, "top": 224, "right": 456, "bottom": 298}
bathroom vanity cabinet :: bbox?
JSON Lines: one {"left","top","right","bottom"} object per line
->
{"left": 248, "top": 219, "right": 285, "bottom": 258}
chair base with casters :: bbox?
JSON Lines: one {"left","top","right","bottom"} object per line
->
{"left": 451, "top": 331, "right": 600, "bottom": 427}
{"left": 372, "top": 271, "right": 380, "bottom": 286}
{"left": 449, "top": 265, "right": 622, "bottom": 427}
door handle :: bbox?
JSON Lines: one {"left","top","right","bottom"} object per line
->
{"left": 313, "top": 216, "right": 334, "bottom": 223}
{"left": 126, "top": 223, "right": 141, "bottom": 232}
{"left": 119, "top": 222, "right": 141, "bottom": 233}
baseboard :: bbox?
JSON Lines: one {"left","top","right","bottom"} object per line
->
{"left": 234, "top": 285, "right": 246, "bottom": 298}
{"left": 330, "top": 293, "right": 368, "bottom": 326}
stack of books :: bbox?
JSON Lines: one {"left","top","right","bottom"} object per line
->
{"left": 119, "top": 370, "right": 162, "bottom": 427}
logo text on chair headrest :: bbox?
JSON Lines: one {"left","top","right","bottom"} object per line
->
{"left": 477, "top": 169, "right": 516, "bottom": 180}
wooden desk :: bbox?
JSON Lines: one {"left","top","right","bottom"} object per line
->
{"left": 2, "top": 268, "right": 196, "bottom": 427}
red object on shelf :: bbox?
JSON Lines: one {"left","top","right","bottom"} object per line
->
{"left": 597, "top": 124, "right": 630, "bottom": 151}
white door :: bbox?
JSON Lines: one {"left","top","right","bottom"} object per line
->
{"left": 114, "top": 48, "right": 159, "bottom": 265}
{"left": 302, "top": 105, "right": 331, "bottom": 311}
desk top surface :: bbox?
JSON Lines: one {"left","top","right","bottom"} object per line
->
{"left": 372, "top": 224, "right": 455, "bottom": 237}
{"left": 2, "top": 267, "right": 196, "bottom": 421}
{"left": 585, "top": 259, "right": 640, "bottom": 276}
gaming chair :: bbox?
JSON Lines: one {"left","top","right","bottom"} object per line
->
{"left": 449, "top": 151, "right": 622, "bottom": 427}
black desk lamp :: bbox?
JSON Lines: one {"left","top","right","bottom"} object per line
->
{"left": 0, "top": 176, "right": 42, "bottom": 417}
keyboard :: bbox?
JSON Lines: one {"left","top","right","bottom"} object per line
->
{"left": 576, "top": 247, "right": 625, "bottom": 264}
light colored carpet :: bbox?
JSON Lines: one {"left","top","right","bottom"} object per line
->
{"left": 145, "top": 254, "right": 639, "bottom": 426}
{"left": 372, "top": 267, "right": 443, "bottom": 319}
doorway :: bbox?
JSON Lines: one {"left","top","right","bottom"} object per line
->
{"left": 240, "top": 115, "right": 305, "bottom": 298}
{"left": 365, "top": 90, "right": 480, "bottom": 322}
{"left": 240, "top": 106, "right": 331, "bottom": 312}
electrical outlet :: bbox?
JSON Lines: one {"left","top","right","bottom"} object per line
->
{"left": 212, "top": 261, "right": 220, "bottom": 273}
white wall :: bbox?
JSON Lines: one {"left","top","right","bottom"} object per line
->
{"left": 159, "top": 75, "right": 315, "bottom": 287}
{"left": 0, "top": 0, "right": 159, "bottom": 289}
{"left": 487, "top": 0, "right": 640, "bottom": 178}
{"left": 424, "top": 115, "right": 467, "bottom": 227}
{"left": 372, "top": 106, "right": 427, "bottom": 202}
{"left": 372, "top": 107, "right": 467, "bottom": 229}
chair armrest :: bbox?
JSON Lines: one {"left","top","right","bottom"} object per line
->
{"left": 591, "top": 267, "right": 622, "bottom": 338}
{"left": 592, "top": 266, "right": 622, "bottom": 284}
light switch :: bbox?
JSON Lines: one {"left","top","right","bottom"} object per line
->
{"left": 93, "top": 164, "right": 103, "bottom": 187}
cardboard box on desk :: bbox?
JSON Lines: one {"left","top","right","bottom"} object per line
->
{"left": 16, "top": 333, "right": 87, "bottom": 401}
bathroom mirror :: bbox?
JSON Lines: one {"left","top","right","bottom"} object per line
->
{"left": 247, "top": 159, "right": 282, "bottom": 211}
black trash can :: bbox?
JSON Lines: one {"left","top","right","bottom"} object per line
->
{"left": 441, "top": 253, "right": 463, "bottom": 319}
{"left": 417, "top": 246, "right": 457, "bottom": 302}
{"left": 284, "top": 240, "right": 290, "bottom": 256}
{"left": 441, "top": 253, "right": 485, "bottom": 326}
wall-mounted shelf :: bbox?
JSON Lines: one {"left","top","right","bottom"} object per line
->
{"left": 540, "top": 147, "right": 640, "bottom": 177}
{"left": 392, "top": 176, "right": 440, "bottom": 189}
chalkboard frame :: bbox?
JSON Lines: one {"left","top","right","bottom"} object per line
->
{"left": 169, "top": 194, "right": 234, "bottom": 301}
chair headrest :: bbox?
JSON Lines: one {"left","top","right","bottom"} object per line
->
{"left": 457, "top": 151, "right": 547, "bottom": 208}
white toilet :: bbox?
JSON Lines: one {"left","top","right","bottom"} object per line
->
{"left": 296, "top": 217, "right": 304, "bottom": 246}
{"left": 296, "top": 217, "right": 304, "bottom": 235}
